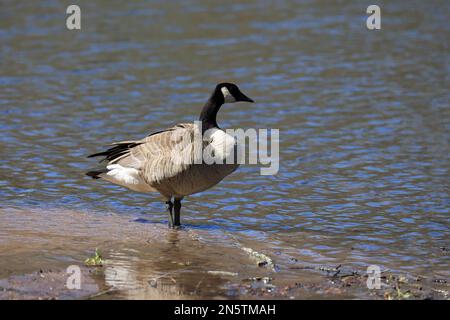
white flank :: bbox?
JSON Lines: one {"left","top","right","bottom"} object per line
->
{"left": 106, "top": 164, "right": 141, "bottom": 185}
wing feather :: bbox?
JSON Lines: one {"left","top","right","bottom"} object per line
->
{"left": 111, "top": 123, "right": 198, "bottom": 185}
{"left": 87, "top": 123, "right": 201, "bottom": 187}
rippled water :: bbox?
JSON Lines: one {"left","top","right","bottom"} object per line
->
{"left": 0, "top": 1, "right": 449, "bottom": 298}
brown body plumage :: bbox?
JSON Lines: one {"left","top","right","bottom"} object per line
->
{"left": 87, "top": 83, "right": 254, "bottom": 228}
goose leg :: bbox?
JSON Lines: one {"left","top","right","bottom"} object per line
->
{"left": 166, "top": 200, "right": 174, "bottom": 228}
{"left": 173, "top": 198, "right": 182, "bottom": 227}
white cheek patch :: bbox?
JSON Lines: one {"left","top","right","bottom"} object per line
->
{"left": 221, "top": 87, "right": 236, "bottom": 103}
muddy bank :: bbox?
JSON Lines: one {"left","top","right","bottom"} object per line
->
{"left": 1, "top": 264, "right": 448, "bottom": 300}
{"left": 0, "top": 207, "right": 448, "bottom": 299}
{"left": 0, "top": 267, "right": 103, "bottom": 300}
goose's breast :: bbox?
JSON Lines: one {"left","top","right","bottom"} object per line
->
{"left": 206, "top": 129, "right": 237, "bottom": 161}
{"left": 168, "top": 162, "right": 239, "bottom": 196}
{"left": 151, "top": 128, "right": 241, "bottom": 197}
{"left": 186, "top": 129, "right": 240, "bottom": 193}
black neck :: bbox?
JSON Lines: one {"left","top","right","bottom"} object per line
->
{"left": 199, "top": 89, "right": 224, "bottom": 129}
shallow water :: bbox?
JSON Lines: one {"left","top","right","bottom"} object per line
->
{"left": 0, "top": 1, "right": 449, "bottom": 298}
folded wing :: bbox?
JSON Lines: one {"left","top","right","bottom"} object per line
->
{"left": 86, "top": 123, "right": 198, "bottom": 189}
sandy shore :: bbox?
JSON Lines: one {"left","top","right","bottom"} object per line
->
{"left": 0, "top": 207, "right": 448, "bottom": 299}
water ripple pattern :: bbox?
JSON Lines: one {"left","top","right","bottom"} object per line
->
{"left": 0, "top": 1, "right": 448, "bottom": 279}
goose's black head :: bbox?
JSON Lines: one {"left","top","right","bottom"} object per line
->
{"left": 200, "top": 82, "right": 254, "bottom": 128}
{"left": 214, "top": 82, "right": 254, "bottom": 104}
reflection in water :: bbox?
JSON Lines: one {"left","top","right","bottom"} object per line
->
{"left": 0, "top": 208, "right": 270, "bottom": 299}
{"left": 0, "top": 0, "right": 449, "bottom": 298}
{"left": 101, "top": 229, "right": 257, "bottom": 299}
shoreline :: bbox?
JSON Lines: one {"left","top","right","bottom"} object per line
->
{"left": 0, "top": 207, "right": 448, "bottom": 300}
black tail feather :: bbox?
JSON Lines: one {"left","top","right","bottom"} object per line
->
{"left": 87, "top": 142, "right": 141, "bottom": 163}
{"left": 86, "top": 169, "right": 107, "bottom": 179}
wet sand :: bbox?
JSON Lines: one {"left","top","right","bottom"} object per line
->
{"left": 0, "top": 207, "right": 448, "bottom": 300}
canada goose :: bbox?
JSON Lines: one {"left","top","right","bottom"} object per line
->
{"left": 86, "top": 83, "right": 254, "bottom": 228}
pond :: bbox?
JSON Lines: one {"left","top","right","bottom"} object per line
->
{"left": 0, "top": 0, "right": 448, "bottom": 299}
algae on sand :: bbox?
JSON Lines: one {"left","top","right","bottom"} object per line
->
{"left": 84, "top": 248, "right": 104, "bottom": 267}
